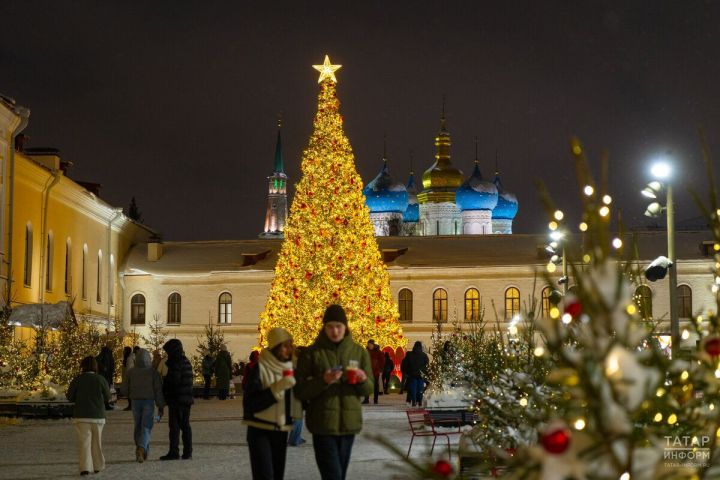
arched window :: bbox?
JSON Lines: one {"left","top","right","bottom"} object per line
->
{"left": 168, "top": 292, "right": 181, "bottom": 324}
{"left": 398, "top": 288, "right": 413, "bottom": 322}
{"left": 634, "top": 285, "right": 653, "bottom": 320}
{"left": 677, "top": 284, "right": 692, "bottom": 319}
{"left": 130, "top": 294, "right": 146, "bottom": 325}
{"left": 64, "top": 238, "right": 72, "bottom": 295}
{"left": 96, "top": 250, "right": 103, "bottom": 304}
{"left": 45, "top": 231, "right": 53, "bottom": 292}
{"left": 219, "top": 292, "right": 232, "bottom": 324}
{"left": 541, "top": 286, "right": 552, "bottom": 318}
{"left": 464, "top": 288, "right": 480, "bottom": 321}
{"left": 82, "top": 244, "right": 88, "bottom": 300}
{"left": 504, "top": 287, "right": 520, "bottom": 320}
{"left": 432, "top": 288, "right": 448, "bottom": 322}
{"left": 23, "top": 222, "right": 33, "bottom": 287}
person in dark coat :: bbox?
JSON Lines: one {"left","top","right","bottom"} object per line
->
{"left": 243, "top": 328, "right": 301, "bottom": 480}
{"left": 95, "top": 345, "right": 115, "bottom": 410}
{"left": 400, "top": 354, "right": 410, "bottom": 402}
{"left": 124, "top": 348, "right": 165, "bottom": 463}
{"left": 214, "top": 344, "right": 232, "bottom": 400}
{"left": 381, "top": 352, "right": 394, "bottom": 394}
{"left": 66, "top": 356, "right": 111, "bottom": 475}
{"left": 242, "top": 350, "right": 260, "bottom": 390}
{"left": 405, "top": 341, "right": 429, "bottom": 407}
{"left": 201, "top": 354, "right": 214, "bottom": 400}
{"left": 363, "top": 340, "right": 385, "bottom": 404}
{"left": 160, "top": 339, "right": 194, "bottom": 460}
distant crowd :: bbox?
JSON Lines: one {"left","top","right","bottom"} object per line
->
{"left": 66, "top": 304, "right": 430, "bottom": 479}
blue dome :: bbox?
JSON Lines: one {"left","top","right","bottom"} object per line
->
{"left": 363, "top": 161, "right": 409, "bottom": 213}
{"left": 456, "top": 163, "right": 499, "bottom": 212}
{"left": 492, "top": 174, "right": 519, "bottom": 219}
{"left": 403, "top": 172, "right": 419, "bottom": 222}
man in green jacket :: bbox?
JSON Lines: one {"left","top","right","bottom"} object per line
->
{"left": 295, "top": 304, "right": 373, "bottom": 480}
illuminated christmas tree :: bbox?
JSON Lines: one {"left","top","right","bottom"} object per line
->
{"left": 259, "top": 55, "right": 405, "bottom": 349}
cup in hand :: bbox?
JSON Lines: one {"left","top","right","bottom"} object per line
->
{"left": 282, "top": 369, "right": 294, "bottom": 377}
{"left": 346, "top": 359, "right": 360, "bottom": 384}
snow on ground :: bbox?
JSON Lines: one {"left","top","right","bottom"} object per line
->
{"left": 0, "top": 394, "right": 459, "bottom": 479}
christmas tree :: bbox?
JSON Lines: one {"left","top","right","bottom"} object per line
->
{"left": 259, "top": 56, "right": 405, "bottom": 349}
{"left": 142, "top": 314, "right": 168, "bottom": 353}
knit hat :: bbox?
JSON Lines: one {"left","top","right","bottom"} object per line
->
{"left": 267, "top": 327, "right": 292, "bottom": 350}
{"left": 323, "top": 304, "right": 348, "bottom": 325}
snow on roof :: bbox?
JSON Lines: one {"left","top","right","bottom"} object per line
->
{"left": 122, "top": 231, "right": 714, "bottom": 276}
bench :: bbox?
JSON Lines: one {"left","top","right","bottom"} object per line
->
{"left": 406, "top": 409, "right": 463, "bottom": 459}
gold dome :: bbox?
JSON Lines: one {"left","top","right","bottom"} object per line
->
{"left": 418, "top": 115, "right": 464, "bottom": 204}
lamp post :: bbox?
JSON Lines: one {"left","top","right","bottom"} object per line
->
{"left": 642, "top": 161, "right": 679, "bottom": 357}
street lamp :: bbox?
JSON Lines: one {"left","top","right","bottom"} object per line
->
{"left": 641, "top": 160, "right": 679, "bottom": 357}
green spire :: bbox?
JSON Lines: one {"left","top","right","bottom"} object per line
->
{"left": 274, "top": 116, "right": 284, "bottom": 173}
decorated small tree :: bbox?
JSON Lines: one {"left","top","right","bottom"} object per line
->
{"left": 259, "top": 56, "right": 405, "bottom": 350}
{"left": 142, "top": 314, "right": 168, "bottom": 353}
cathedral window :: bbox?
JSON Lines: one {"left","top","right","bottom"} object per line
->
{"left": 398, "top": 288, "right": 413, "bottom": 322}
{"left": 678, "top": 284, "right": 692, "bottom": 319}
{"left": 131, "top": 294, "right": 146, "bottom": 325}
{"left": 504, "top": 287, "right": 520, "bottom": 320}
{"left": 634, "top": 285, "right": 653, "bottom": 320}
{"left": 168, "top": 292, "right": 181, "bottom": 324}
{"left": 219, "top": 292, "right": 232, "bottom": 324}
{"left": 433, "top": 288, "right": 448, "bottom": 322}
{"left": 464, "top": 288, "right": 480, "bottom": 321}
{"left": 541, "top": 286, "right": 552, "bottom": 318}
{"left": 23, "top": 223, "right": 33, "bottom": 287}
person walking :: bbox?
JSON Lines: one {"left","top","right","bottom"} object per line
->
{"left": 295, "top": 304, "right": 373, "bottom": 480}
{"left": 400, "top": 354, "right": 410, "bottom": 403}
{"left": 381, "top": 351, "right": 394, "bottom": 394}
{"left": 363, "top": 340, "right": 385, "bottom": 404}
{"left": 242, "top": 350, "right": 259, "bottom": 391}
{"left": 288, "top": 346, "right": 307, "bottom": 447}
{"left": 201, "top": 353, "right": 214, "bottom": 400}
{"left": 405, "top": 341, "right": 429, "bottom": 407}
{"left": 66, "top": 356, "right": 111, "bottom": 476}
{"left": 160, "top": 339, "right": 194, "bottom": 460}
{"left": 121, "top": 346, "right": 136, "bottom": 411}
{"left": 95, "top": 345, "right": 115, "bottom": 411}
{"left": 152, "top": 349, "right": 168, "bottom": 379}
{"left": 243, "top": 327, "right": 301, "bottom": 480}
{"left": 214, "top": 344, "right": 232, "bottom": 401}
{"left": 124, "top": 348, "right": 165, "bottom": 463}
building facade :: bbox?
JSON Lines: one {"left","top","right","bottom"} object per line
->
{"left": 0, "top": 97, "right": 153, "bottom": 328}
{"left": 121, "top": 232, "right": 715, "bottom": 358}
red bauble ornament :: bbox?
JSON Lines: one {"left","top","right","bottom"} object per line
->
{"left": 540, "top": 427, "right": 571, "bottom": 454}
{"left": 431, "top": 459, "right": 453, "bottom": 477}
{"left": 305, "top": 271, "right": 313, "bottom": 281}
{"left": 564, "top": 298, "right": 582, "bottom": 318}
{"left": 705, "top": 337, "right": 720, "bottom": 357}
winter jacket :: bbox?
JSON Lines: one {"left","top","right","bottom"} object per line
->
{"left": 66, "top": 372, "right": 111, "bottom": 419}
{"left": 214, "top": 350, "right": 232, "bottom": 390}
{"left": 201, "top": 356, "right": 214, "bottom": 376}
{"left": 404, "top": 341, "right": 429, "bottom": 379}
{"left": 162, "top": 339, "right": 195, "bottom": 406}
{"left": 382, "top": 354, "right": 395, "bottom": 375}
{"left": 242, "top": 351, "right": 259, "bottom": 389}
{"left": 295, "top": 330, "right": 373, "bottom": 436}
{"left": 124, "top": 349, "right": 165, "bottom": 408}
{"left": 95, "top": 347, "right": 115, "bottom": 386}
{"left": 369, "top": 348, "right": 385, "bottom": 377}
{"left": 243, "top": 349, "right": 302, "bottom": 431}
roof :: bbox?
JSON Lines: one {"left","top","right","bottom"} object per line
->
{"left": 122, "top": 231, "right": 715, "bottom": 276}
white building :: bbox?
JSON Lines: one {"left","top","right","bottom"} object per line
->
{"left": 121, "top": 231, "right": 716, "bottom": 358}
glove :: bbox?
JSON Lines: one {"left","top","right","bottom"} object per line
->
{"left": 270, "top": 376, "right": 296, "bottom": 398}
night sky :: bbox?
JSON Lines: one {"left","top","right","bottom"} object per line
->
{"left": 2, "top": 1, "right": 719, "bottom": 240}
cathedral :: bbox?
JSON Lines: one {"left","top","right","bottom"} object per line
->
{"left": 260, "top": 110, "right": 518, "bottom": 238}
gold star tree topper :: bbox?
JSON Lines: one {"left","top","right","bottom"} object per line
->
{"left": 313, "top": 55, "right": 342, "bottom": 83}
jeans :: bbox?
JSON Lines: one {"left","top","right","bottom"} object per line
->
{"left": 168, "top": 404, "right": 192, "bottom": 457}
{"left": 312, "top": 434, "right": 355, "bottom": 480}
{"left": 203, "top": 374, "right": 212, "bottom": 399}
{"left": 132, "top": 399, "right": 155, "bottom": 455}
{"left": 247, "top": 426, "right": 288, "bottom": 480}
{"left": 288, "top": 418, "right": 305, "bottom": 446}
{"left": 408, "top": 376, "right": 425, "bottom": 406}
{"left": 218, "top": 388, "right": 229, "bottom": 400}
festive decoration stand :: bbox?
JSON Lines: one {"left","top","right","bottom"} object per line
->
{"left": 259, "top": 56, "right": 405, "bottom": 350}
